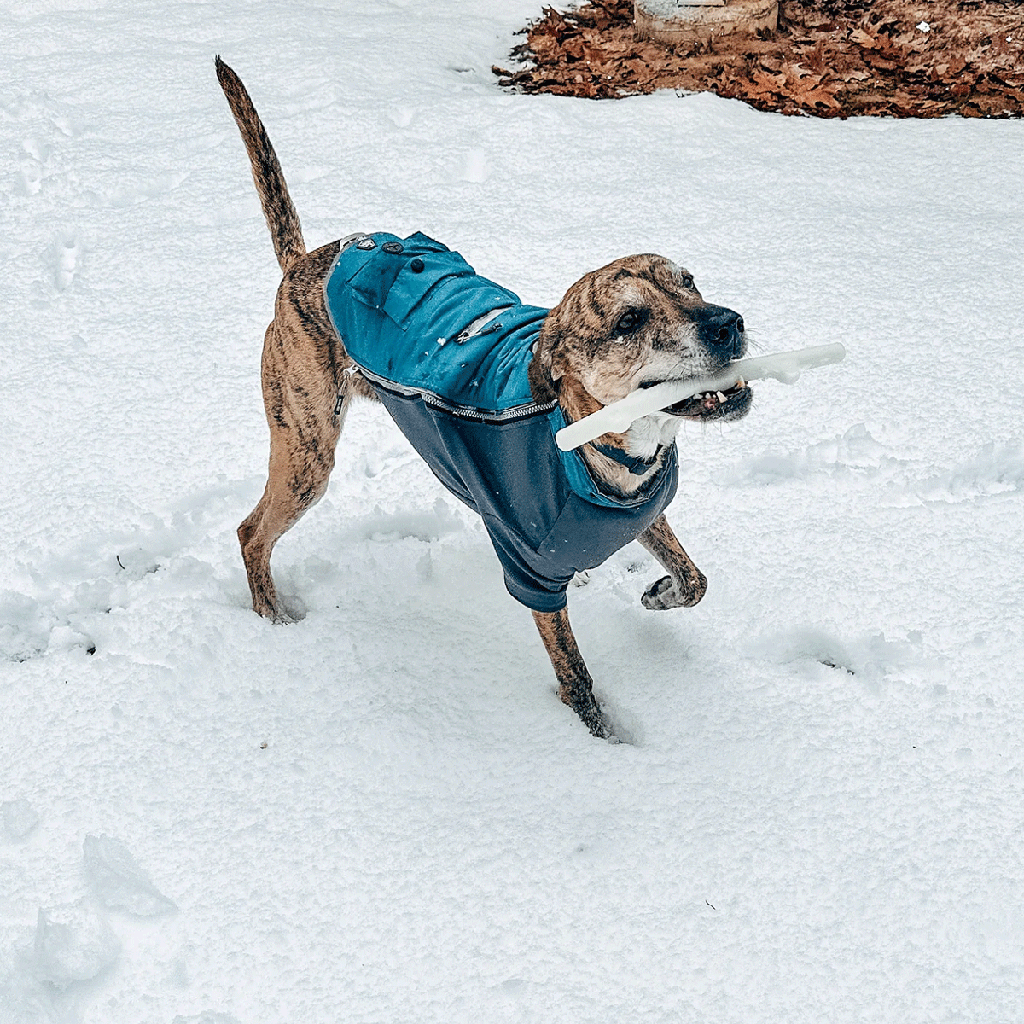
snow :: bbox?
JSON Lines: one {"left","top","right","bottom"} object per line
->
{"left": 2, "top": 1, "right": 1023, "bottom": 1023}
{"left": 33, "top": 901, "right": 121, "bottom": 990}
{"left": 82, "top": 836, "right": 177, "bottom": 917}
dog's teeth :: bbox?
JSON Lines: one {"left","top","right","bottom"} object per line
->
{"left": 715, "top": 391, "right": 727, "bottom": 403}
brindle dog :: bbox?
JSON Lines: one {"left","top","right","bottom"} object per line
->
{"left": 215, "top": 58, "right": 752, "bottom": 739}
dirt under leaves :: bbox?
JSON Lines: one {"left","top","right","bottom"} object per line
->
{"left": 493, "top": 1, "right": 1024, "bottom": 117}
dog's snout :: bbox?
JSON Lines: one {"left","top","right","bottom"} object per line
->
{"left": 694, "top": 305, "right": 745, "bottom": 359}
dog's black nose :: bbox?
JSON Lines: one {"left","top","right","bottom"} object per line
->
{"left": 694, "top": 305, "right": 745, "bottom": 359}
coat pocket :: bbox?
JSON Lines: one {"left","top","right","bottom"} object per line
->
{"left": 381, "top": 250, "right": 474, "bottom": 326}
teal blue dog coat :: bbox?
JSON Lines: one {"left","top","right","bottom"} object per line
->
{"left": 324, "top": 232, "right": 678, "bottom": 612}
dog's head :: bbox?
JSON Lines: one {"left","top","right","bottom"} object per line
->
{"left": 529, "top": 254, "right": 753, "bottom": 424}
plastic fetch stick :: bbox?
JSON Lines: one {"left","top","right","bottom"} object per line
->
{"left": 554, "top": 342, "right": 846, "bottom": 452}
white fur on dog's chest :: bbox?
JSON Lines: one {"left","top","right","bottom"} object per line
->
{"left": 627, "top": 412, "right": 683, "bottom": 460}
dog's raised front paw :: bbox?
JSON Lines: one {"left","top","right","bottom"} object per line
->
{"left": 641, "top": 571, "right": 707, "bottom": 610}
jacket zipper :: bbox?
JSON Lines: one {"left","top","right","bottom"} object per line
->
{"left": 356, "top": 366, "right": 556, "bottom": 424}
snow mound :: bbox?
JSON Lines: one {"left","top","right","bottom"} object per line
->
{"left": 83, "top": 835, "right": 177, "bottom": 916}
{"left": 0, "top": 953, "right": 59, "bottom": 1024}
{"left": 744, "top": 625, "right": 932, "bottom": 681}
{"left": 915, "top": 439, "right": 1024, "bottom": 503}
{"left": 2, "top": 798, "right": 40, "bottom": 841}
{"left": 33, "top": 899, "right": 121, "bottom": 989}
{"left": 721, "top": 422, "right": 894, "bottom": 485}
{"left": 0, "top": 591, "right": 56, "bottom": 662}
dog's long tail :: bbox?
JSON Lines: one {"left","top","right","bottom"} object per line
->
{"left": 215, "top": 56, "right": 306, "bottom": 271}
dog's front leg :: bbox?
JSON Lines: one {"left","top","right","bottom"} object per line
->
{"left": 638, "top": 513, "right": 708, "bottom": 611}
{"left": 532, "top": 608, "right": 612, "bottom": 739}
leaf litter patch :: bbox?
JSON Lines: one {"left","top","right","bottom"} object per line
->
{"left": 493, "top": 0, "right": 1024, "bottom": 117}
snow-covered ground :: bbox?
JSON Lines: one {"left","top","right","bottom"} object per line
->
{"left": 3, "top": 2, "right": 1023, "bottom": 1021}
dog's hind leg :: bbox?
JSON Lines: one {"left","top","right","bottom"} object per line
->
{"left": 238, "top": 317, "right": 350, "bottom": 623}
{"left": 532, "top": 608, "right": 614, "bottom": 739}
{"left": 637, "top": 513, "right": 708, "bottom": 611}
{"left": 237, "top": 239, "right": 372, "bottom": 622}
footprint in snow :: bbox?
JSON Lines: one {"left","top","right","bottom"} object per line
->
{"left": 51, "top": 228, "right": 82, "bottom": 290}
{"left": 19, "top": 136, "right": 54, "bottom": 195}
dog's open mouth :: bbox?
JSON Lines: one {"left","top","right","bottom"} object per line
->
{"left": 641, "top": 379, "right": 752, "bottom": 421}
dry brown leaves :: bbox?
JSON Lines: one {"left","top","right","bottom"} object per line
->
{"left": 492, "top": 0, "right": 1024, "bottom": 117}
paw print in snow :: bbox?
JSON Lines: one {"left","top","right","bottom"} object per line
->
{"left": 19, "top": 135, "right": 53, "bottom": 195}
{"left": 52, "top": 228, "right": 82, "bottom": 290}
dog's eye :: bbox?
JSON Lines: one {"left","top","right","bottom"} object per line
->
{"left": 614, "top": 309, "right": 647, "bottom": 334}
{"left": 681, "top": 274, "right": 695, "bottom": 290}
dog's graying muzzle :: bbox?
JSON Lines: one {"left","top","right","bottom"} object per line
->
{"left": 694, "top": 304, "right": 745, "bottom": 359}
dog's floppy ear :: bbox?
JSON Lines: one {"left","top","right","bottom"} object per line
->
{"left": 528, "top": 316, "right": 562, "bottom": 404}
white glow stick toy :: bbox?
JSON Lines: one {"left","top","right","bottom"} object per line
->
{"left": 554, "top": 343, "right": 846, "bottom": 452}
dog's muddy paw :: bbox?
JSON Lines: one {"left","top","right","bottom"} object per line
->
{"left": 642, "top": 572, "right": 706, "bottom": 610}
